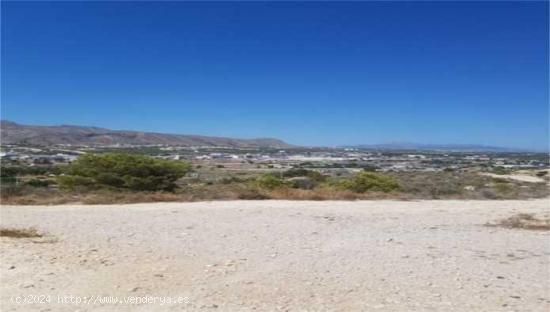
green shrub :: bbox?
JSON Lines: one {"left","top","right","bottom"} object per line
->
{"left": 0, "top": 166, "right": 18, "bottom": 178}
{"left": 492, "top": 177, "right": 508, "bottom": 184}
{"left": 0, "top": 176, "right": 17, "bottom": 184}
{"left": 339, "top": 172, "right": 401, "bottom": 193}
{"left": 288, "top": 177, "right": 316, "bottom": 190}
{"left": 220, "top": 176, "right": 247, "bottom": 184}
{"left": 58, "top": 153, "right": 191, "bottom": 192}
{"left": 0, "top": 165, "right": 61, "bottom": 177}
{"left": 57, "top": 175, "right": 97, "bottom": 191}
{"left": 494, "top": 181, "right": 513, "bottom": 194}
{"left": 236, "top": 188, "right": 270, "bottom": 200}
{"left": 25, "top": 179, "right": 50, "bottom": 188}
{"left": 492, "top": 167, "right": 510, "bottom": 175}
{"left": 255, "top": 174, "right": 287, "bottom": 190}
{"left": 283, "top": 168, "right": 326, "bottom": 182}
{"left": 283, "top": 168, "right": 311, "bottom": 178}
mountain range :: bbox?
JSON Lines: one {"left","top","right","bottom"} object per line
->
{"left": 0, "top": 121, "right": 292, "bottom": 148}
{"left": 1, "top": 121, "right": 539, "bottom": 152}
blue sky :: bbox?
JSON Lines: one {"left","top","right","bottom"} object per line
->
{"left": 1, "top": 1, "right": 548, "bottom": 150}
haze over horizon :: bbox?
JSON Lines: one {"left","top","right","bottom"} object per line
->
{"left": 1, "top": 1, "right": 548, "bottom": 150}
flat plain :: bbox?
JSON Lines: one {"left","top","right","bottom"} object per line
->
{"left": 1, "top": 199, "right": 549, "bottom": 311}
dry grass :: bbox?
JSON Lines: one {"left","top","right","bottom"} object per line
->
{"left": 1, "top": 188, "right": 189, "bottom": 205}
{"left": 0, "top": 227, "right": 42, "bottom": 238}
{"left": 0, "top": 185, "right": 76, "bottom": 205}
{"left": 266, "top": 187, "right": 408, "bottom": 201}
{"left": 81, "top": 191, "right": 187, "bottom": 204}
{"left": 486, "top": 213, "right": 550, "bottom": 231}
{"left": 1, "top": 194, "right": 76, "bottom": 205}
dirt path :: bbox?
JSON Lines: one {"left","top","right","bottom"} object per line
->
{"left": 1, "top": 199, "right": 549, "bottom": 311}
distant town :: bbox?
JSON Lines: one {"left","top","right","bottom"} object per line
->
{"left": 2, "top": 143, "right": 548, "bottom": 176}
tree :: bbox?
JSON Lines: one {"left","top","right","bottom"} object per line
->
{"left": 58, "top": 153, "right": 191, "bottom": 192}
{"left": 340, "top": 172, "right": 400, "bottom": 193}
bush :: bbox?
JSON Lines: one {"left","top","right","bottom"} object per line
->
{"left": 0, "top": 165, "right": 61, "bottom": 177}
{"left": 0, "top": 176, "right": 17, "bottom": 184}
{"left": 492, "top": 167, "right": 510, "bottom": 175}
{"left": 283, "top": 168, "right": 311, "bottom": 178}
{"left": 492, "top": 177, "right": 508, "bottom": 184}
{"left": 283, "top": 168, "right": 326, "bottom": 182}
{"left": 255, "top": 174, "right": 288, "bottom": 190}
{"left": 58, "top": 153, "right": 191, "bottom": 192}
{"left": 220, "top": 176, "right": 247, "bottom": 184}
{"left": 339, "top": 172, "right": 401, "bottom": 193}
{"left": 481, "top": 189, "right": 498, "bottom": 199}
{"left": 0, "top": 166, "right": 18, "bottom": 178}
{"left": 288, "top": 177, "right": 316, "bottom": 190}
{"left": 494, "top": 181, "right": 513, "bottom": 194}
{"left": 57, "top": 175, "right": 98, "bottom": 191}
{"left": 25, "top": 179, "right": 50, "bottom": 188}
{"left": 236, "top": 188, "right": 270, "bottom": 200}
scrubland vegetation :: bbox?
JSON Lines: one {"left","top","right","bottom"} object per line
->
{"left": 0, "top": 153, "right": 548, "bottom": 205}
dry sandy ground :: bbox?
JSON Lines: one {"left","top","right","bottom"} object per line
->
{"left": 480, "top": 173, "right": 547, "bottom": 183}
{"left": 1, "top": 199, "right": 549, "bottom": 311}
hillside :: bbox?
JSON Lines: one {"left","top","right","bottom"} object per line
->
{"left": 0, "top": 121, "right": 293, "bottom": 148}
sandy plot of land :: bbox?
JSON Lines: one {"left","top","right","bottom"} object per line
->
{"left": 1, "top": 199, "right": 549, "bottom": 311}
{"left": 480, "top": 172, "right": 547, "bottom": 183}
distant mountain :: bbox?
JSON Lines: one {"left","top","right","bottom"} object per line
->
{"left": 0, "top": 121, "right": 293, "bottom": 148}
{"left": 345, "top": 143, "right": 536, "bottom": 153}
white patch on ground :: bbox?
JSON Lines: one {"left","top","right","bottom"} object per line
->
{"left": 481, "top": 173, "right": 546, "bottom": 183}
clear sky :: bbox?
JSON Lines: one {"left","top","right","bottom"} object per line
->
{"left": 1, "top": 1, "right": 548, "bottom": 150}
